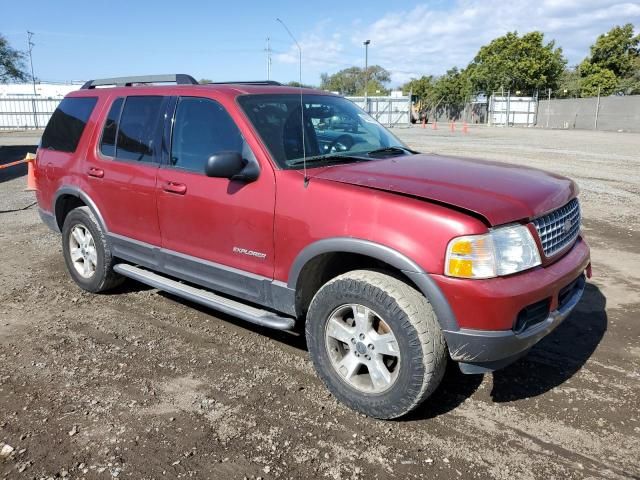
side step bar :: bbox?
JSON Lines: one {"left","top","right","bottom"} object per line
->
{"left": 113, "top": 264, "right": 296, "bottom": 331}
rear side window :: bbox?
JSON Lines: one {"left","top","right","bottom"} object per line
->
{"left": 170, "top": 97, "right": 243, "bottom": 173}
{"left": 100, "top": 98, "right": 124, "bottom": 157}
{"left": 116, "top": 96, "right": 164, "bottom": 163}
{"left": 41, "top": 97, "right": 97, "bottom": 152}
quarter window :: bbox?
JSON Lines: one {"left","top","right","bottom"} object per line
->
{"left": 115, "top": 96, "right": 164, "bottom": 163}
{"left": 100, "top": 98, "right": 123, "bottom": 157}
{"left": 41, "top": 97, "right": 97, "bottom": 153}
{"left": 170, "top": 97, "right": 244, "bottom": 173}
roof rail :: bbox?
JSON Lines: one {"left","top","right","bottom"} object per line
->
{"left": 80, "top": 74, "right": 198, "bottom": 89}
{"left": 205, "top": 80, "right": 282, "bottom": 86}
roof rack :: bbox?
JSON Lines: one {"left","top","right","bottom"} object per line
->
{"left": 205, "top": 80, "right": 282, "bottom": 86}
{"left": 81, "top": 74, "right": 198, "bottom": 89}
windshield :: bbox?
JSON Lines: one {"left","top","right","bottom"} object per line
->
{"left": 237, "top": 94, "right": 408, "bottom": 169}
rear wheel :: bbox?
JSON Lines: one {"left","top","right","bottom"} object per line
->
{"left": 306, "top": 270, "right": 447, "bottom": 419}
{"left": 61, "top": 206, "right": 123, "bottom": 293}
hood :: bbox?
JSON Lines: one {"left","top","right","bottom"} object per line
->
{"left": 312, "top": 153, "right": 577, "bottom": 226}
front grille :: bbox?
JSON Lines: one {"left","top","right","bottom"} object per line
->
{"left": 532, "top": 198, "right": 581, "bottom": 257}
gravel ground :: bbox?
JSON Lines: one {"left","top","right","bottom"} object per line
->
{"left": 0, "top": 127, "right": 639, "bottom": 479}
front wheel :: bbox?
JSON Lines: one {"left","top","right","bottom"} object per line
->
{"left": 306, "top": 270, "right": 447, "bottom": 419}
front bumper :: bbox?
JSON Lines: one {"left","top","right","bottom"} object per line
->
{"left": 445, "top": 275, "right": 585, "bottom": 373}
{"left": 437, "top": 237, "right": 590, "bottom": 373}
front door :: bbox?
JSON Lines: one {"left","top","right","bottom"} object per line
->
{"left": 156, "top": 96, "right": 276, "bottom": 283}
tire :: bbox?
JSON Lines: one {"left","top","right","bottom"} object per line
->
{"left": 61, "top": 206, "right": 124, "bottom": 293}
{"left": 306, "top": 270, "right": 447, "bottom": 419}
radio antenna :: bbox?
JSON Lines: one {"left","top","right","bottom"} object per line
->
{"left": 276, "top": 18, "right": 307, "bottom": 185}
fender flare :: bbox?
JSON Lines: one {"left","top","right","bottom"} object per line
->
{"left": 287, "top": 237, "right": 459, "bottom": 331}
{"left": 53, "top": 186, "right": 108, "bottom": 233}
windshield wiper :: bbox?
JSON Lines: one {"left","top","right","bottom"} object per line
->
{"left": 366, "top": 146, "right": 417, "bottom": 156}
{"left": 288, "top": 154, "right": 364, "bottom": 167}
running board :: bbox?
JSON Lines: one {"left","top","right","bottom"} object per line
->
{"left": 113, "top": 264, "right": 296, "bottom": 331}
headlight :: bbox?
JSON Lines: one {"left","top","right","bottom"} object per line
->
{"left": 445, "top": 224, "right": 541, "bottom": 279}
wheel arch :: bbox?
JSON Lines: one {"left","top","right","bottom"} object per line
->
{"left": 53, "top": 186, "right": 107, "bottom": 233}
{"left": 287, "top": 237, "right": 459, "bottom": 331}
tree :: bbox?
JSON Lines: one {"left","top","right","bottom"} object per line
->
{"left": 577, "top": 24, "right": 640, "bottom": 96}
{"left": 466, "top": 31, "right": 566, "bottom": 94}
{"left": 401, "top": 75, "right": 434, "bottom": 101}
{"left": 285, "top": 81, "right": 314, "bottom": 88}
{"left": 199, "top": 78, "right": 213, "bottom": 84}
{"left": 430, "top": 68, "right": 472, "bottom": 106}
{"left": 586, "top": 24, "right": 639, "bottom": 78}
{"left": 556, "top": 68, "right": 581, "bottom": 98}
{"left": 320, "top": 65, "right": 390, "bottom": 96}
{"left": 616, "top": 56, "right": 640, "bottom": 95}
{"left": 0, "top": 34, "right": 27, "bottom": 83}
{"left": 578, "top": 62, "right": 618, "bottom": 97}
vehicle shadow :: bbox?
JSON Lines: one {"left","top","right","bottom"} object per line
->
{"left": 0, "top": 145, "right": 37, "bottom": 183}
{"left": 115, "top": 277, "right": 607, "bottom": 415}
{"left": 490, "top": 282, "right": 607, "bottom": 402}
{"left": 156, "top": 290, "right": 309, "bottom": 351}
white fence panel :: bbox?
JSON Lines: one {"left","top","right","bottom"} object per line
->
{"left": 347, "top": 96, "right": 411, "bottom": 127}
{"left": 489, "top": 95, "right": 537, "bottom": 127}
{"left": 0, "top": 96, "right": 63, "bottom": 130}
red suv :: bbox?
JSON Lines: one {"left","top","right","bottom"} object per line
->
{"left": 35, "top": 74, "right": 591, "bottom": 419}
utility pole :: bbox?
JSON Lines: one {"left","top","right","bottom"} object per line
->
{"left": 27, "top": 31, "right": 38, "bottom": 128}
{"left": 363, "top": 39, "right": 370, "bottom": 113}
{"left": 594, "top": 85, "right": 601, "bottom": 130}
{"left": 265, "top": 37, "right": 272, "bottom": 81}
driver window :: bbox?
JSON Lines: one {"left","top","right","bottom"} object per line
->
{"left": 170, "top": 97, "right": 244, "bottom": 173}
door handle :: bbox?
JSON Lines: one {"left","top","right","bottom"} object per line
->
{"left": 163, "top": 181, "right": 187, "bottom": 195}
{"left": 87, "top": 167, "right": 104, "bottom": 178}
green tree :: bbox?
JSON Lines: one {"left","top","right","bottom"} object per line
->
{"left": 616, "top": 56, "right": 640, "bottom": 94}
{"left": 586, "top": 24, "right": 639, "bottom": 78}
{"left": 466, "top": 31, "right": 566, "bottom": 94}
{"left": 285, "top": 81, "right": 314, "bottom": 88}
{"left": 320, "top": 65, "right": 390, "bottom": 96}
{"left": 199, "top": 78, "right": 213, "bottom": 84}
{"left": 430, "top": 67, "right": 472, "bottom": 106}
{"left": 556, "top": 68, "right": 581, "bottom": 98}
{"left": 577, "top": 24, "right": 640, "bottom": 96}
{"left": 578, "top": 62, "right": 618, "bottom": 97}
{"left": 0, "top": 34, "right": 27, "bottom": 83}
{"left": 401, "top": 75, "right": 434, "bottom": 102}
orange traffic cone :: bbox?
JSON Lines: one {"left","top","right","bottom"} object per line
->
{"left": 449, "top": 121, "right": 455, "bottom": 132}
{"left": 25, "top": 153, "right": 37, "bottom": 191}
{"left": 421, "top": 117, "right": 426, "bottom": 129}
{"left": 462, "top": 122, "right": 469, "bottom": 134}
{"left": 432, "top": 120, "right": 438, "bottom": 130}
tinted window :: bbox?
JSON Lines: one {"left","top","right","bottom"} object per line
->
{"left": 41, "top": 97, "right": 97, "bottom": 152}
{"left": 170, "top": 97, "right": 243, "bottom": 173}
{"left": 116, "top": 96, "right": 164, "bottom": 163}
{"left": 100, "top": 98, "right": 123, "bottom": 157}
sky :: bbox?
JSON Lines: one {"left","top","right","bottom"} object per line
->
{"left": 1, "top": 0, "right": 639, "bottom": 87}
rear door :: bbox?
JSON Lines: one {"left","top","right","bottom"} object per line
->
{"left": 83, "top": 95, "right": 168, "bottom": 246}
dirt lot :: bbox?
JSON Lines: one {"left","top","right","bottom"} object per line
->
{"left": 1, "top": 127, "right": 639, "bottom": 479}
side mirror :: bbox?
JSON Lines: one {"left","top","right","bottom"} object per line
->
{"left": 205, "top": 151, "right": 245, "bottom": 179}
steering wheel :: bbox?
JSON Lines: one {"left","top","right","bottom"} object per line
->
{"left": 328, "top": 134, "right": 354, "bottom": 153}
